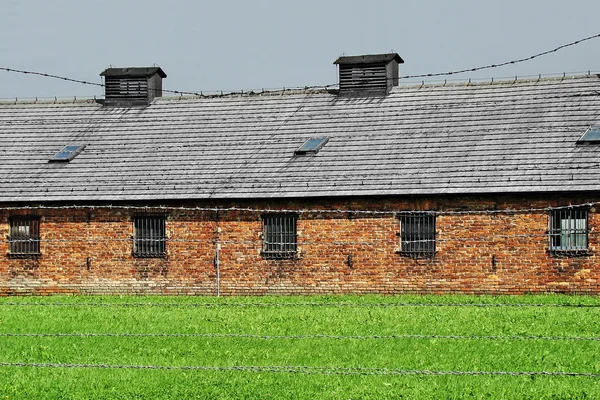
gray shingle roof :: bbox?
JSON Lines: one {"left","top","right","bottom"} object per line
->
{"left": 1, "top": 75, "right": 600, "bottom": 202}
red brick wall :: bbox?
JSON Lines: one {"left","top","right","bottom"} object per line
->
{"left": 0, "top": 194, "right": 599, "bottom": 295}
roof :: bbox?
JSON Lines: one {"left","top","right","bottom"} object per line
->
{"left": 1, "top": 74, "right": 600, "bottom": 202}
{"left": 100, "top": 67, "right": 167, "bottom": 78}
{"left": 334, "top": 53, "right": 404, "bottom": 65}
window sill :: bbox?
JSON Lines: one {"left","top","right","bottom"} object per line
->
{"left": 261, "top": 251, "right": 298, "bottom": 260}
{"left": 133, "top": 253, "right": 168, "bottom": 259}
{"left": 548, "top": 249, "right": 592, "bottom": 258}
{"left": 396, "top": 250, "right": 436, "bottom": 260}
{"left": 7, "top": 253, "right": 41, "bottom": 259}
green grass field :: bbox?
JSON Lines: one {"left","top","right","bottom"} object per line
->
{"left": 0, "top": 294, "right": 599, "bottom": 399}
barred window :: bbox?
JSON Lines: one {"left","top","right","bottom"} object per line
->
{"left": 9, "top": 217, "right": 40, "bottom": 256}
{"left": 133, "top": 216, "right": 166, "bottom": 257}
{"left": 399, "top": 213, "right": 436, "bottom": 258}
{"left": 549, "top": 207, "right": 588, "bottom": 252}
{"left": 262, "top": 214, "right": 297, "bottom": 259}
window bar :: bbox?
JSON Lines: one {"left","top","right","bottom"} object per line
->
{"left": 151, "top": 217, "right": 156, "bottom": 255}
{"left": 566, "top": 208, "right": 572, "bottom": 249}
{"left": 141, "top": 217, "right": 145, "bottom": 256}
{"left": 415, "top": 215, "right": 419, "bottom": 256}
{"left": 31, "top": 219, "right": 38, "bottom": 254}
{"left": 143, "top": 217, "right": 147, "bottom": 256}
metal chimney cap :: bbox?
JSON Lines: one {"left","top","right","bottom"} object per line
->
{"left": 100, "top": 67, "right": 167, "bottom": 78}
{"left": 334, "top": 53, "right": 404, "bottom": 65}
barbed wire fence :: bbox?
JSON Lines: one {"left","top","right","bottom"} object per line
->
{"left": 2, "top": 32, "right": 600, "bottom": 100}
{"left": 1, "top": 203, "right": 599, "bottom": 378}
{"left": 1, "top": 316, "right": 599, "bottom": 377}
{"left": 1, "top": 303, "right": 599, "bottom": 378}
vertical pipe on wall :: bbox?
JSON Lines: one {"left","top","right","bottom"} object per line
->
{"left": 215, "top": 243, "right": 220, "bottom": 297}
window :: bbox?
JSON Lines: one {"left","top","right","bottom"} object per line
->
{"left": 133, "top": 216, "right": 166, "bottom": 257}
{"left": 399, "top": 213, "right": 436, "bottom": 258}
{"left": 295, "top": 138, "right": 329, "bottom": 155}
{"left": 577, "top": 126, "right": 600, "bottom": 143}
{"left": 9, "top": 217, "right": 40, "bottom": 256}
{"left": 262, "top": 214, "right": 297, "bottom": 259}
{"left": 549, "top": 207, "right": 588, "bottom": 253}
{"left": 49, "top": 145, "right": 85, "bottom": 162}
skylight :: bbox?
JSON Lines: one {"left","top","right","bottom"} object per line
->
{"left": 49, "top": 145, "right": 86, "bottom": 162}
{"left": 578, "top": 126, "right": 600, "bottom": 143}
{"left": 295, "top": 137, "right": 329, "bottom": 155}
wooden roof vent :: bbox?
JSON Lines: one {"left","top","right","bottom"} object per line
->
{"left": 100, "top": 67, "right": 167, "bottom": 106}
{"left": 334, "top": 53, "right": 403, "bottom": 97}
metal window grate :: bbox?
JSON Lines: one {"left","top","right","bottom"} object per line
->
{"left": 399, "top": 213, "right": 436, "bottom": 258}
{"left": 549, "top": 208, "right": 588, "bottom": 252}
{"left": 9, "top": 217, "right": 40, "bottom": 256}
{"left": 262, "top": 214, "right": 297, "bottom": 259}
{"left": 133, "top": 216, "right": 166, "bottom": 258}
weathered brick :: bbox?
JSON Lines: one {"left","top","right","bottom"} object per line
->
{"left": 0, "top": 195, "right": 598, "bottom": 295}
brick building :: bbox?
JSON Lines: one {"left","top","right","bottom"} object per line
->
{"left": 0, "top": 54, "right": 599, "bottom": 295}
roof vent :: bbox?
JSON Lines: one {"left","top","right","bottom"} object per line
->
{"left": 100, "top": 67, "right": 167, "bottom": 107}
{"left": 334, "top": 53, "right": 403, "bottom": 97}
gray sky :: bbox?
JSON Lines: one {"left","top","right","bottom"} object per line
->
{"left": 2, "top": 0, "right": 600, "bottom": 99}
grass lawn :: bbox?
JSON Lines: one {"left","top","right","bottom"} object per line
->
{"left": 0, "top": 294, "right": 599, "bottom": 399}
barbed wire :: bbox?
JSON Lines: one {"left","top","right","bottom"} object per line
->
{"left": 1, "top": 332, "right": 598, "bottom": 342}
{"left": 2, "top": 33, "right": 599, "bottom": 99}
{"left": 0, "top": 362, "right": 596, "bottom": 377}
{"left": 397, "top": 33, "right": 600, "bottom": 80}
{"left": 0, "top": 302, "right": 596, "bottom": 308}
{"left": 2, "top": 35, "right": 600, "bottom": 97}
{"left": 4, "top": 229, "right": 594, "bottom": 245}
{"left": 0, "top": 202, "right": 596, "bottom": 215}
{"left": 0, "top": 66, "right": 334, "bottom": 99}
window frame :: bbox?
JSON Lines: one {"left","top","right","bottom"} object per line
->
{"left": 48, "top": 144, "right": 86, "bottom": 162}
{"left": 577, "top": 126, "right": 600, "bottom": 144}
{"left": 133, "top": 215, "right": 167, "bottom": 258}
{"left": 8, "top": 216, "right": 41, "bottom": 257}
{"left": 261, "top": 214, "right": 298, "bottom": 259}
{"left": 398, "top": 212, "right": 436, "bottom": 259}
{"left": 549, "top": 207, "right": 589, "bottom": 254}
{"left": 295, "top": 137, "right": 329, "bottom": 155}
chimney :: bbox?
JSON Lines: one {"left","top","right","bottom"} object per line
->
{"left": 100, "top": 67, "right": 167, "bottom": 106}
{"left": 334, "top": 53, "right": 403, "bottom": 97}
